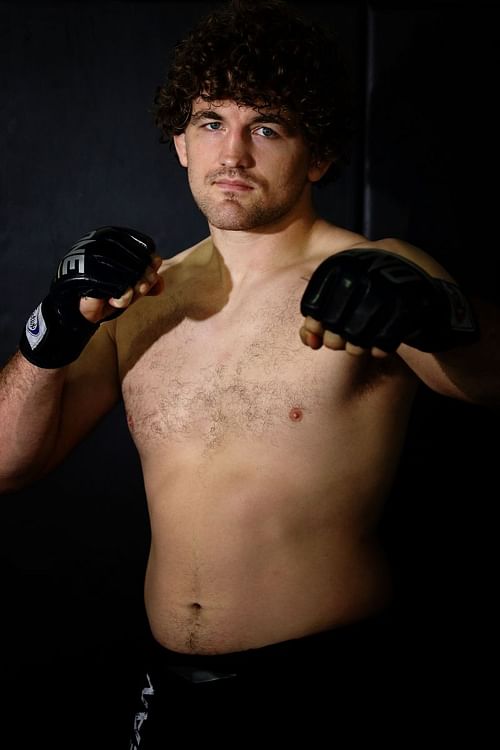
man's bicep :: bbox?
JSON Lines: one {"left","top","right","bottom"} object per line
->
{"left": 47, "top": 324, "right": 121, "bottom": 470}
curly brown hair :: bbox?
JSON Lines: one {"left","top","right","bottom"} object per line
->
{"left": 152, "top": 0, "right": 354, "bottom": 184}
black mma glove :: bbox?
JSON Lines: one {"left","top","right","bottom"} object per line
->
{"left": 300, "top": 249, "right": 478, "bottom": 353}
{"left": 19, "top": 226, "right": 156, "bottom": 368}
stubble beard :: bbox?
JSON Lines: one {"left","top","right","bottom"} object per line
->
{"left": 194, "top": 193, "right": 293, "bottom": 230}
{"left": 190, "top": 172, "right": 307, "bottom": 231}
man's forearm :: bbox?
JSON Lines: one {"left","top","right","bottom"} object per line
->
{"left": 409, "top": 297, "right": 500, "bottom": 406}
{"left": 434, "top": 297, "right": 500, "bottom": 405}
{"left": 0, "top": 351, "right": 66, "bottom": 492}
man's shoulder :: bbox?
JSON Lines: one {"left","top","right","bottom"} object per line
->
{"left": 308, "top": 222, "right": 365, "bottom": 261}
{"left": 309, "top": 223, "right": 416, "bottom": 260}
{"left": 310, "top": 227, "right": 454, "bottom": 281}
{"left": 159, "top": 236, "right": 212, "bottom": 273}
{"left": 349, "top": 237, "right": 454, "bottom": 281}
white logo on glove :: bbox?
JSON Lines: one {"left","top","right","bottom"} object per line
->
{"left": 59, "top": 250, "right": 86, "bottom": 277}
{"left": 25, "top": 303, "right": 47, "bottom": 350}
{"left": 56, "top": 231, "right": 95, "bottom": 278}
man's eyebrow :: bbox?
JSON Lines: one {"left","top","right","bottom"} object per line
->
{"left": 189, "top": 109, "right": 295, "bottom": 128}
{"left": 190, "top": 110, "right": 224, "bottom": 123}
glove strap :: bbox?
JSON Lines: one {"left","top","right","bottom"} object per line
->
{"left": 19, "top": 298, "right": 99, "bottom": 368}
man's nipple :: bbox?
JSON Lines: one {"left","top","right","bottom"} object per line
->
{"left": 289, "top": 407, "right": 304, "bottom": 422}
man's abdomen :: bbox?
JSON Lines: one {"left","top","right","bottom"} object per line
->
{"left": 142, "top": 463, "right": 393, "bottom": 655}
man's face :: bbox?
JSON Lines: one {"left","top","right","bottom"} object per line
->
{"left": 173, "top": 99, "right": 329, "bottom": 231}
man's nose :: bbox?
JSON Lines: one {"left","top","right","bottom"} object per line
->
{"left": 219, "top": 130, "right": 253, "bottom": 168}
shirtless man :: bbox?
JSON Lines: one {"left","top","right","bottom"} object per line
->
{"left": 0, "top": 0, "right": 497, "bottom": 745}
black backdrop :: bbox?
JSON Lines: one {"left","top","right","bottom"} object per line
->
{"left": 0, "top": 1, "right": 498, "bottom": 745}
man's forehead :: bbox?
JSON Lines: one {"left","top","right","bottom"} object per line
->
{"left": 190, "top": 97, "right": 294, "bottom": 121}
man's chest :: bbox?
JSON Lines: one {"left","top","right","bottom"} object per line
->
{"left": 118, "top": 278, "right": 401, "bottom": 449}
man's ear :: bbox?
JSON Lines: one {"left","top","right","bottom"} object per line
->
{"left": 308, "top": 157, "right": 333, "bottom": 183}
{"left": 173, "top": 133, "right": 188, "bottom": 167}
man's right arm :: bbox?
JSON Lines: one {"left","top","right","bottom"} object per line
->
{"left": 0, "top": 327, "right": 120, "bottom": 493}
{"left": 0, "top": 226, "right": 163, "bottom": 493}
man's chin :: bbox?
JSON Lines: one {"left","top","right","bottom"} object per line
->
{"left": 200, "top": 203, "right": 284, "bottom": 232}
{"left": 209, "top": 218, "right": 259, "bottom": 231}
{"left": 201, "top": 206, "right": 261, "bottom": 231}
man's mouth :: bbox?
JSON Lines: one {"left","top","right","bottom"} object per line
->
{"left": 213, "top": 179, "right": 254, "bottom": 192}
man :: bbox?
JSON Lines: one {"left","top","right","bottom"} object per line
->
{"left": 0, "top": 0, "right": 497, "bottom": 745}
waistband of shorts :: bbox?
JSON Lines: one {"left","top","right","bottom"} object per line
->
{"left": 147, "top": 607, "right": 396, "bottom": 674}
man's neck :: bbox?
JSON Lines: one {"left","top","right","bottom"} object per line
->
{"left": 208, "top": 211, "right": 324, "bottom": 283}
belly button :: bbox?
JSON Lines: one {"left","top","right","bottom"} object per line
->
{"left": 289, "top": 407, "right": 304, "bottom": 422}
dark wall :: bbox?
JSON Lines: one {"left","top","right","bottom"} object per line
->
{"left": 0, "top": 1, "right": 497, "bottom": 745}
{"left": 366, "top": 6, "right": 499, "bottom": 735}
{"left": 367, "top": 0, "right": 498, "bottom": 614}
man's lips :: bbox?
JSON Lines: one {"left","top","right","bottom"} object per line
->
{"left": 213, "top": 179, "right": 254, "bottom": 191}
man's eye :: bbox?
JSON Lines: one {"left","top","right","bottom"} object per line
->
{"left": 255, "top": 126, "right": 277, "bottom": 138}
{"left": 204, "top": 121, "right": 222, "bottom": 131}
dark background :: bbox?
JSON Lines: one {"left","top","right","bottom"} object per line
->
{"left": 0, "top": 0, "right": 498, "bottom": 745}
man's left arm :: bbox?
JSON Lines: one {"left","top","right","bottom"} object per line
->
{"left": 397, "top": 295, "right": 500, "bottom": 405}
{"left": 300, "top": 238, "right": 500, "bottom": 406}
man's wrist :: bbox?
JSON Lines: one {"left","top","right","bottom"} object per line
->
{"left": 19, "top": 298, "right": 99, "bottom": 368}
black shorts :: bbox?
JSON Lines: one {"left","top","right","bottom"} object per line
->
{"left": 129, "top": 610, "right": 417, "bottom": 748}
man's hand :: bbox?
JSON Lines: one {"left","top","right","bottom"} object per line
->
{"left": 78, "top": 249, "right": 163, "bottom": 324}
{"left": 20, "top": 226, "right": 163, "bottom": 368}
{"left": 300, "top": 249, "right": 478, "bottom": 357}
